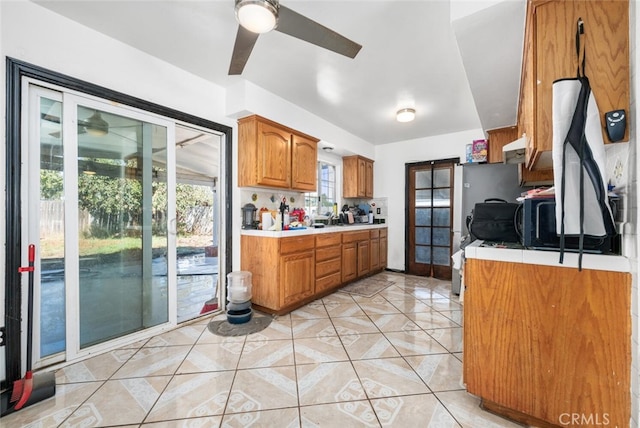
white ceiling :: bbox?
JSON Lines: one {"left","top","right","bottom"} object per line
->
{"left": 33, "top": 0, "right": 525, "bottom": 145}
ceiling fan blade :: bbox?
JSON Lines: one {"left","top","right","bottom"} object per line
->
{"left": 276, "top": 5, "right": 362, "bottom": 59}
{"left": 229, "top": 25, "right": 260, "bottom": 75}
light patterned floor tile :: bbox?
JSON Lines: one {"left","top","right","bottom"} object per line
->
{"left": 352, "top": 358, "right": 430, "bottom": 398}
{"left": 0, "top": 382, "right": 102, "bottom": 428}
{"left": 300, "top": 401, "right": 380, "bottom": 427}
{"left": 227, "top": 366, "right": 298, "bottom": 413}
{"left": 142, "top": 416, "right": 222, "bottom": 427}
{"left": 368, "top": 313, "right": 421, "bottom": 333}
{"left": 113, "top": 346, "right": 192, "bottom": 378}
{"left": 349, "top": 294, "right": 390, "bottom": 304}
{"left": 405, "top": 354, "right": 465, "bottom": 392}
{"left": 426, "top": 327, "right": 464, "bottom": 352}
{"left": 406, "top": 311, "right": 460, "bottom": 329}
{"left": 436, "top": 390, "right": 522, "bottom": 427}
{"left": 297, "top": 361, "right": 366, "bottom": 406}
{"left": 376, "top": 286, "right": 412, "bottom": 300}
{"left": 146, "top": 372, "right": 235, "bottom": 422}
{"left": 388, "top": 299, "right": 433, "bottom": 313}
{"left": 332, "top": 316, "right": 380, "bottom": 335}
{"left": 196, "top": 330, "right": 247, "bottom": 345}
{"left": 325, "top": 302, "right": 368, "bottom": 318}
{"left": 244, "top": 319, "right": 293, "bottom": 341}
{"left": 56, "top": 348, "right": 135, "bottom": 383}
{"left": 237, "top": 339, "right": 294, "bottom": 369}
{"left": 438, "top": 310, "right": 464, "bottom": 326}
{"left": 291, "top": 318, "right": 337, "bottom": 339}
{"left": 221, "top": 407, "right": 300, "bottom": 427}
{"left": 453, "top": 352, "right": 463, "bottom": 362}
{"left": 357, "top": 302, "right": 402, "bottom": 316}
{"left": 424, "top": 299, "right": 463, "bottom": 311}
{"left": 178, "top": 343, "right": 243, "bottom": 373}
{"left": 322, "top": 292, "right": 356, "bottom": 304}
{"left": 293, "top": 336, "right": 349, "bottom": 364}
{"left": 371, "top": 394, "right": 461, "bottom": 427}
{"left": 290, "top": 304, "right": 329, "bottom": 320}
{"left": 384, "top": 330, "right": 448, "bottom": 356}
{"left": 145, "top": 324, "right": 206, "bottom": 347}
{"left": 341, "top": 332, "right": 400, "bottom": 360}
{"left": 62, "top": 376, "right": 171, "bottom": 427}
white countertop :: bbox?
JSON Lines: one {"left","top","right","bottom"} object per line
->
{"left": 241, "top": 223, "right": 387, "bottom": 238}
{"left": 464, "top": 240, "right": 630, "bottom": 273}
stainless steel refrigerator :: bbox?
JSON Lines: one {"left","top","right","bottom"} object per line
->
{"left": 452, "top": 163, "right": 526, "bottom": 294}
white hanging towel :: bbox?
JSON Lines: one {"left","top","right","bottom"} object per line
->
{"left": 551, "top": 18, "right": 616, "bottom": 268}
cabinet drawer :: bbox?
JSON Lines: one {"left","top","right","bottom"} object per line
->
{"left": 316, "top": 258, "right": 341, "bottom": 278}
{"left": 316, "top": 272, "right": 342, "bottom": 293}
{"left": 380, "top": 228, "right": 387, "bottom": 238}
{"left": 280, "top": 236, "right": 315, "bottom": 254}
{"left": 316, "top": 246, "right": 341, "bottom": 262}
{"left": 370, "top": 229, "right": 379, "bottom": 239}
{"left": 316, "top": 233, "right": 341, "bottom": 248}
{"left": 342, "top": 230, "right": 370, "bottom": 243}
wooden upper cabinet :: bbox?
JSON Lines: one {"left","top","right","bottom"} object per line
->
{"left": 487, "top": 126, "right": 518, "bottom": 164}
{"left": 487, "top": 126, "right": 553, "bottom": 186}
{"left": 520, "top": 0, "right": 629, "bottom": 170}
{"left": 238, "top": 115, "right": 319, "bottom": 190}
{"left": 291, "top": 134, "right": 318, "bottom": 191}
{"left": 343, "top": 155, "right": 374, "bottom": 198}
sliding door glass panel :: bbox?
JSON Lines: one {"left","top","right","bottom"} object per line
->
{"left": 39, "top": 96, "right": 66, "bottom": 357}
{"left": 76, "top": 106, "right": 168, "bottom": 348}
{"left": 174, "top": 125, "right": 221, "bottom": 322}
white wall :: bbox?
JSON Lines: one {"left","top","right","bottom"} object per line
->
{"left": 628, "top": 1, "right": 639, "bottom": 426}
{"left": 374, "top": 129, "right": 484, "bottom": 271}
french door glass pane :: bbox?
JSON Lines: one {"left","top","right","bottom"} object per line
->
{"left": 433, "top": 247, "right": 451, "bottom": 266}
{"left": 433, "top": 169, "right": 450, "bottom": 187}
{"left": 39, "top": 97, "right": 66, "bottom": 357}
{"left": 415, "top": 170, "right": 432, "bottom": 188}
{"left": 416, "top": 227, "right": 431, "bottom": 245}
{"left": 77, "top": 106, "right": 168, "bottom": 348}
{"left": 415, "top": 246, "right": 431, "bottom": 263}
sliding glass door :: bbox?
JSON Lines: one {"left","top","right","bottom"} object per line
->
{"left": 29, "top": 85, "right": 176, "bottom": 364}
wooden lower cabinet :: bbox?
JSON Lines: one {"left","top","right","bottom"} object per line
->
{"left": 242, "top": 228, "right": 387, "bottom": 314}
{"left": 464, "top": 258, "right": 631, "bottom": 427}
{"left": 315, "top": 233, "right": 342, "bottom": 293}
{"left": 342, "top": 242, "right": 357, "bottom": 283}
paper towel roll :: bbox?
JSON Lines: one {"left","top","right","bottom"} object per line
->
{"left": 262, "top": 212, "right": 272, "bottom": 229}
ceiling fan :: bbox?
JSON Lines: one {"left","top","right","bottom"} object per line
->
{"left": 229, "top": 0, "right": 362, "bottom": 75}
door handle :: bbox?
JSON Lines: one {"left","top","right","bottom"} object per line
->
{"left": 168, "top": 218, "right": 177, "bottom": 235}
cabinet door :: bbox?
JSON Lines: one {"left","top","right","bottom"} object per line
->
{"left": 380, "top": 235, "right": 387, "bottom": 268}
{"left": 365, "top": 160, "right": 374, "bottom": 198}
{"left": 370, "top": 238, "right": 380, "bottom": 271}
{"left": 291, "top": 134, "right": 318, "bottom": 191}
{"left": 280, "top": 250, "right": 315, "bottom": 306}
{"left": 257, "top": 121, "right": 291, "bottom": 188}
{"left": 531, "top": 0, "right": 629, "bottom": 169}
{"left": 357, "top": 240, "right": 370, "bottom": 277}
{"left": 342, "top": 242, "right": 357, "bottom": 282}
{"left": 357, "top": 158, "right": 366, "bottom": 198}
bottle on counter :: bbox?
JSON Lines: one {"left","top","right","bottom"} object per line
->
{"left": 368, "top": 211, "right": 374, "bottom": 224}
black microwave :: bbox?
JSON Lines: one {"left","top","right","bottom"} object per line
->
{"left": 520, "top": 197, "right": 615, "bottom": 253}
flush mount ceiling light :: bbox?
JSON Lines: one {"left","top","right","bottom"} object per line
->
{"left": 396, "top": 108, "right": 416, "bottom": 123}
{"left": 235, "top": 0, "right": 278, "bottom": 34}
{"left": 85, "top": 111, "right": 109, "bottom": 136}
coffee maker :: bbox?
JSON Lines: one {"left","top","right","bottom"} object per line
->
{"left": 241, "top": 203, "right": 258, "bottom": 229}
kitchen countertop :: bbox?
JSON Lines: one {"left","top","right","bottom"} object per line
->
{"left": 240, "top": 223, "right": 387, "bottom": 238}
{"left": 465, "top": 239, "right": 630, "bottom": 273}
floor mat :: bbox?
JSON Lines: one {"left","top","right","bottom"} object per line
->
{"left": 208, "top": 313, "right": 273, "bottom": 337}
{"left": 339, "top": 275, "right": 396, "bottom": 298}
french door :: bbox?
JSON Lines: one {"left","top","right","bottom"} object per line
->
{"left": 406, "top": 160, "right": 455, "bottom": 279}
{"left": 26, "top": 84, "right": 177, "bottom": 366}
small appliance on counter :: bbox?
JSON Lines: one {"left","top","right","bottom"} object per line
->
{"left": 242, "top": 203, "right": 258, "bottom": 229}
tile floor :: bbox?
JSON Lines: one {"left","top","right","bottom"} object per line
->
{"left": 3, "top": 272, "right": 522, "bottom": 427}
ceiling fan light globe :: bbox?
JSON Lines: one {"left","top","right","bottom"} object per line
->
{"left": 86, "top": 111, "right": 109, "bottom": 136}
{"left": 235, "top": 0, "right": 278, "bottom": 34}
